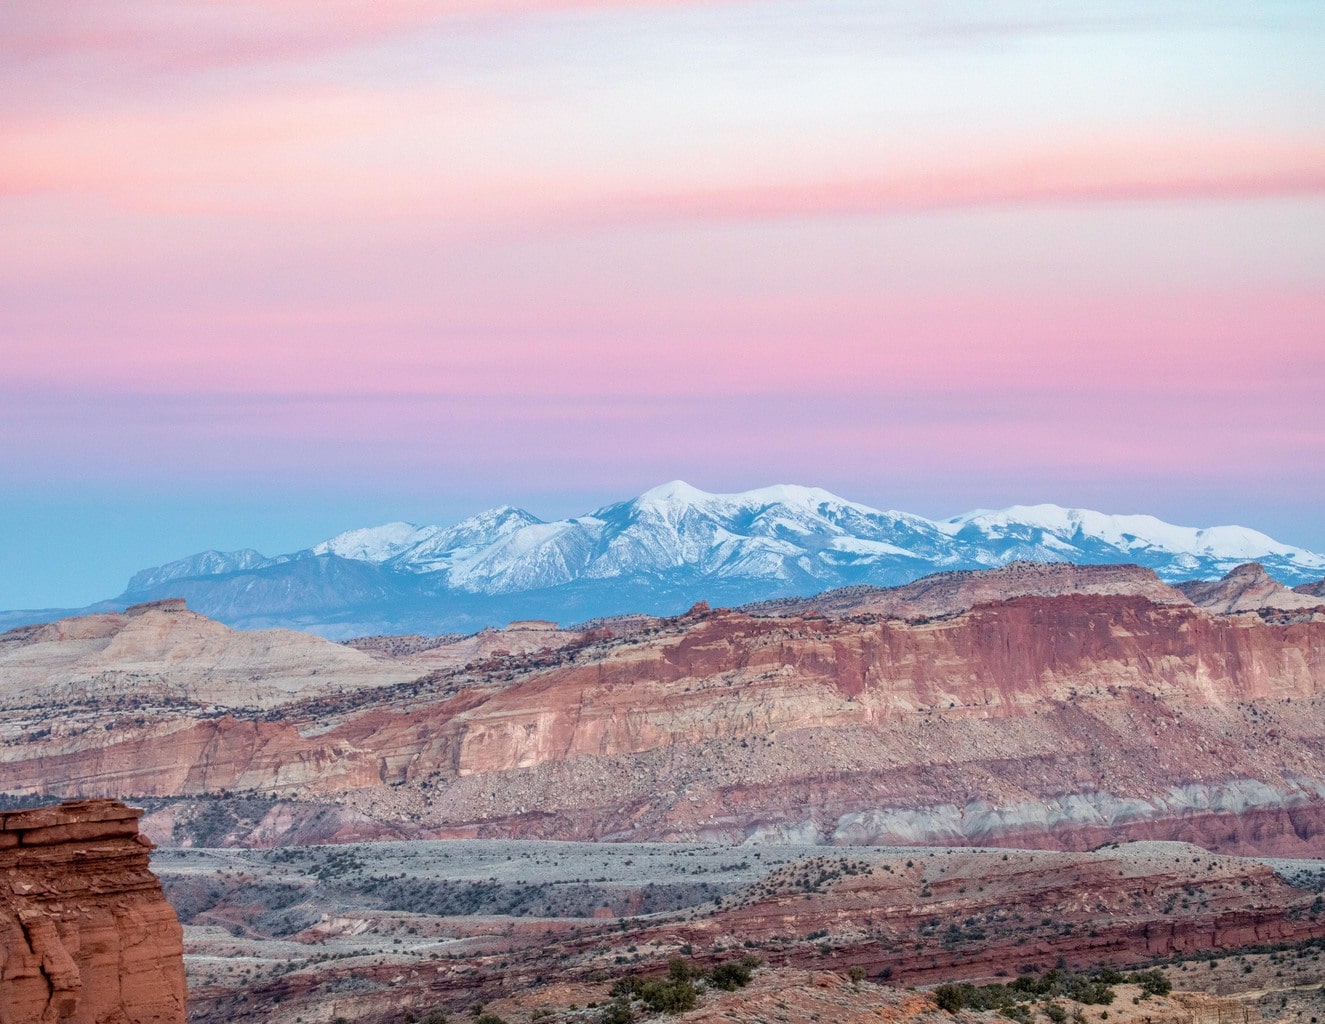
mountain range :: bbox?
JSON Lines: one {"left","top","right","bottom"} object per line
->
{"left": 7, "top": 481, "right": 1324, "bottom": 637}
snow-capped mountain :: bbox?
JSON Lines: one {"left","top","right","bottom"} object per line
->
{"left": 12, "top": 483, "right": 1323, "bottom": 639}
{"left": 382, "top": 482, "right": 956, "bottom": 596}
{"left": 126, "top": 549, "right": 269, "bottom": 592}
{"left": 312, "top": 522, "right": 440, "bottom": 563}
{"left": 940, "top": 505, "right": 1323, "bottom": 580}
{"left": 302, "top": 483, "right": 1323, "bottom": 596}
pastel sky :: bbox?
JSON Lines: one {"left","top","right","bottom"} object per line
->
{"left": 2, "top": 0, "right": 1324, "bottom": 607}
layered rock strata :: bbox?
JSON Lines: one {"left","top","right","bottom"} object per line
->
{"left": 3, "top": 584, "right": 1324, "bottom": 852}
{"left": 0, "top": 799, "right": 186, "bottom": 1023}
{"left": 682, "top": 843, "right": 1325, "bottom": 985}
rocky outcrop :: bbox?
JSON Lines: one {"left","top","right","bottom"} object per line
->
{"left": 0, "top": 601, "right": 429, "bottom": 711}
{"left": 1294, "top": 578, "right": 1325, "bottom": 598}
{"left": 1179, "top": 562, "right": 1325, "bottom": 615}
{"left": 0, "top": 799, "right": 185, "bottom": 1023}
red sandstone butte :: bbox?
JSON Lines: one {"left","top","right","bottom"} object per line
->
{"left": 0, "top": 799, "right": 185, "bottom": 1024}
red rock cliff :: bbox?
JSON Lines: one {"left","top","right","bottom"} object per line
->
{"left": 5, "top": 594, "right": 1325, "bottom": 852}
{"left": 0, "top": 799, "right": 185, "bottom": 1024}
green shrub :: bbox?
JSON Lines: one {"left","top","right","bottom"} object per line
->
{"left": 708, "top": 961, "right": 752, "bottom": 991}
{"left": 610, "top": 974, "right": 696, "bottom": 1014}
{"left": 934, "top": 969, "right": 1120, "bottom": 1015}
{"left": 934, "top": 984, "right": 975, "bottom": 1012}
{"left": 598, "top": 1002, "right": 633, "bottom": 1024}
{"left": 1128, "top": 970, "right": 1172, "bottom": 997}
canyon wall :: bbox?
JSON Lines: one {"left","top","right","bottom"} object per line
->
{"left": 3, "top": 588, "right": 1324, "bottom": 852}
{"left": 0, "top": 800, "right": 185, "bottom": 1024}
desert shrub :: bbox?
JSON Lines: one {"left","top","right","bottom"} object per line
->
{"left": 1057, "top": 974, "right": 1115, "bottom": 1005}
{"left": 610, "top": 974, "right": 696, "bottom": 1014}
{"left": 641, "top": 979, "right": 696, "bottom": 1014}
{"left": 934, "top": 984, "right": 973, "bottom": 1012}
{"left": 708, "top": 961, "right": 752, "bottom": 991}
{"left": 598, "top": 1001, "right": 634, "bottom": 1024}
{"left": 935, "top": 969, "right": 1119, "bottom": 1015}
{"left": 1128, "top": 970, "right": 1172, "bottom": 997}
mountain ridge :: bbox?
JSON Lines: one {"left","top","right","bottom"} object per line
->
{"left": 4, "top": 575, "right": 1324, "bottom": 855}
{"left": 5, "top": 482, "right": 1324, "bottom": 638}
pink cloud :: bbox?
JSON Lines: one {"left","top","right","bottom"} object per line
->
{"left": 589, "top": 136, "right": 1325, "bottom": 224}
{"left": 8, "top": 67, "right": 1320, "bottom": 232}
{"left": 1, "top": 0, "right": 725, "bottom": 79}
{"left": 3, "top": 286, "right": 1320, "bottom": 404}
{"left": 6, "top": 382, "right": 1323, "bottom": 498}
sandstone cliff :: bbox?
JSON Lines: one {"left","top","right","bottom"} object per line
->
{"left": 0, "top": 799, "right": 185, "bottom": 1023}
{"left": 4, "top": 577, "right": 1325, "bottom": 853}
{"left": 0, "top": 601, "right": 586, "bottom": 716}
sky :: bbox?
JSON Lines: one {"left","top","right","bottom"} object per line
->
{"left": 2, "top": 0, "right": 1324, "bottom": 608}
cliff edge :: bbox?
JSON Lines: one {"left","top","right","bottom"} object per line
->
{"left": 0, "top": 799, "right": 185, "bottom": 1024}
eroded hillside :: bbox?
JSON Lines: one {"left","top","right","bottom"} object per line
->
{"left": 2, "top": 565, "right": 1323, "bottom": 854}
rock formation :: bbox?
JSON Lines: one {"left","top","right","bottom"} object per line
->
{"left": 1293, "top": 577, "right": 1325, "bottom": 598}
{"left": 1179, "top": 562, "right": 1325, "bottom": 615}
{"left": 3, "top": 570, "right": 1325, "bottom": 853}
{"left": 174, "top": 838, "right": 1324, "bottom": 1024}
{"left": 0, "top": 599, "right": 434, "bottom": 712}
{"left": 0, "top": 799, "right": 185, "bottom": 1023}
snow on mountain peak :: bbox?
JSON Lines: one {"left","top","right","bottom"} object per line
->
{"left": 127, "top": 548, "right": 269, "bottom": 592}
{"left": 118, "top": 484, "right": 1325, "bottom": 622}
{"left": 943, "top": 504, "right": 1324, "bottom": 566}
{"left": 312, "top": 522, "right": 438, "bottom": 563}
{"left": 630, "top": 481, "right": 877, "bottom": 516}
{"left": 635, "top": 480, "right": 711, "bottom": 506}
{"left": 255, "top": 487, "right": 1325, "bottom": 591}
{"left": 742, "top": 483, "right": 875, "bottom": 512}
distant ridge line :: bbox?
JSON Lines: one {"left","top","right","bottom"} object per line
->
{"left": 4, "top": 483, "right": 1322, "bottom": 638}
